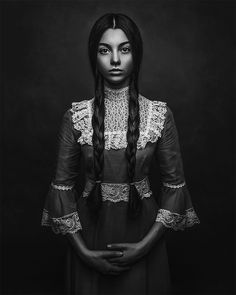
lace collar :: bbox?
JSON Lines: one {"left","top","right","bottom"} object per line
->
{"left": 70, "top": 95, "right": 167, "bottom": 150}
{"left": 104, "top": 86, "right": 129, "bottom": 102}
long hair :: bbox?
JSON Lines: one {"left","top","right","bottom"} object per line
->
{"left": 87, "top": 13, "right": 143, "bottom": 218}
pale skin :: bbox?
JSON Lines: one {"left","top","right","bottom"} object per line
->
{"left": 66, "top": 28, "right": 167, "bottom": 275}
{"left": 97, "top": 28, "right": 133, "bottom": 89}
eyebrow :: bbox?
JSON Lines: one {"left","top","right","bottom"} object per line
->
{"left": 98, "top": 41, "right": 130, "bottom": 48}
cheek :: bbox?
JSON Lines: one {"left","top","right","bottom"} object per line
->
{"left": 124, "top": 56, "right": 133, "bottom": 72}
{"left": 97, "top": 56, "right": 109, "bottom": 72}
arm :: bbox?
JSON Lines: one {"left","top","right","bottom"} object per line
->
{"left": 41, "top": 109, "right": 82, "bottom": 234}
{"left": 138, "top": 221, "right": 167, "bottom": 256}
{"left": 154, "top": 106, "right": 200, "bottom": 230}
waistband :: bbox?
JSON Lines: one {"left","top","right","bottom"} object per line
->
{"left": 81, "top": 177, "right": 152, "bottom": 203}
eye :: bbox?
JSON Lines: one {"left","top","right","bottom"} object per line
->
{"left": 121, "top": 47, "right": 131, "bottom": 54}
{"left": 98, "top": 48, "right": 110, "bottom": 55}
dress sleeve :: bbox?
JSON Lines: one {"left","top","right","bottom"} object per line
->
{"left": 41, "top": 109, "right": 82, "bottom": 234}
{"left": 155, "top": 106, "right": 200, "bottom": 231}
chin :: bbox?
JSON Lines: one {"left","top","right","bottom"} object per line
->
{"left": 105, "top": 76, "right": 129, "bottom": 86}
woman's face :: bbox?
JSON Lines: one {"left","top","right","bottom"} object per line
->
{"left": 97, "top": 28, "right": 133, "bottom": 88}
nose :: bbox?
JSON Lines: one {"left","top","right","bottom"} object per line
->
{"left": 110, "top": 49, "right": 121, "bottom": 66}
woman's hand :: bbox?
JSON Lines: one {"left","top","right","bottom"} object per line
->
{"left": 66, "top": 232, "right": 130, "bottom": 275}
{"left": 83, "top": 249, "right": 131, "bottom": 275}
{"left": 106, "top": 242, "right": 145, "bottom": 266}
{"left": 106, "top": 222, "right": 168, "bottom": 267}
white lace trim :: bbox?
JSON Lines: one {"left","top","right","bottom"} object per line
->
{"left": 51, "top": 183, "right": 74, "bottom": 191}
{"left": 163, "top": 182, "right": 186, "bottom": 189}
{"left": 155, "top": 208, "right": 200, "bottom": 231}
{"left": 70, "top": 95, "right": 167, "bottom": 150}
{"left": 41, "top": 209, "right": 82, "bottom": 234}
{"left": 81, "top": 177, "right": 152, "bottom": 203}
{"left": 104, "top": 86, "right": 129, "bottom": 101}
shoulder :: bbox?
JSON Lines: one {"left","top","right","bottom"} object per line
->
{"left": 63, "top": 98, "right": 93, "bottom": 145}
{"left": 138, "top": 94, "right": 176, "bottom": 136}
{"left": 140, "top": 96, "right": 177, "bottom": 133}
{"left": 139, "top": 93, "right": 167, "bottom": 107}
{"left": 136, "top": 94, "right": 171, "bottom": 147}
{"left": 138, "top": 94, "right": 170, "bottom": 118}
{"left": 70, "top": 98, "right": 94, "bottom": 115}
{"left": 63, "top": 98, "right": 93, "bottom": 124}
{"left": 59, "top": 98, "right": 93, "bottom": 130}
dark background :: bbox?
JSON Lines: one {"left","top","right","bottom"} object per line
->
{"left": 1, "top": 0, "right": 235, "bottom": 294}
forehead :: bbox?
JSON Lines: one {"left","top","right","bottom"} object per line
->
{"left": 99, "top": 29, "right": 129, "bottom": 45}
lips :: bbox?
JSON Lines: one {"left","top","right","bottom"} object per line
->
{"left": 109, "top": 69, "right": 123, "bottom": 72}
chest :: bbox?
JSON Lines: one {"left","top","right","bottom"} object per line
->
{"left": 80, "top": 142, "right": 158, "bottom": 181}
{"left": 71, "top": 96, "right": 166, "bottom": 151}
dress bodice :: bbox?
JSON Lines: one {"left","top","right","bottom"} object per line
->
{"left": 71, "top": 86, "right": 166, "bottom": 150}
{"left": 70, "top": 86, "right": 167, "bottom": 182}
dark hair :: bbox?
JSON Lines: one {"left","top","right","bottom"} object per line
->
{"left": 87, "top": 13, "right": 143, "bottom": 218}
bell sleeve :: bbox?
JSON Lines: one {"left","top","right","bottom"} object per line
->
{"left": 155, "top": 106, "right": 200, "bottom": 231}
{"left": 41, "top": 109, "right": 82, "bottom": 235}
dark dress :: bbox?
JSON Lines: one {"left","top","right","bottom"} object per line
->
{"left": 41, "top": 86, "right": 200, "bottom": 295}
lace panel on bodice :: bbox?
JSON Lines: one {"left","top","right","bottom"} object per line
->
{"left": 70, "top": 90, "right": 167, "bottom": 150}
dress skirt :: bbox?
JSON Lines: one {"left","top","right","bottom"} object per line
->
{"left": 65, "top": 195, "right": 172, "bottom": 295}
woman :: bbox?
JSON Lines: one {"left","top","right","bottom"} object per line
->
{"left": 41, "top": 13, "right": 200, "bottom": 295}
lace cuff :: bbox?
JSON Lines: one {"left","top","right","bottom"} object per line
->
{"left": 41, "top": 209, "right": 82, "bottom": 234}
{"left": 155, "top": 208, "right": 200, "bottom": 231}
{"left": 41, "top": 182, "right": 82, "bottom": 234}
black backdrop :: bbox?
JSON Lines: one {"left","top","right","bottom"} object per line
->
{"left": 1, "top": 1, "right": 235, "bottom": 294}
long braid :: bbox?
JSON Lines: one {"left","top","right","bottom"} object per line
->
{"left": 87, "top": 13, "right": 143, "bottom": 218}
{"left": 126, "top": 73, "right": 142, "bottom": 218}
{"left": 86, "top": 73, "right": 104, "bottom": 218}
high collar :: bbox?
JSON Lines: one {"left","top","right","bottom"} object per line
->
{"left": 104, "top": 86, "right": 129, "bottom": 102}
